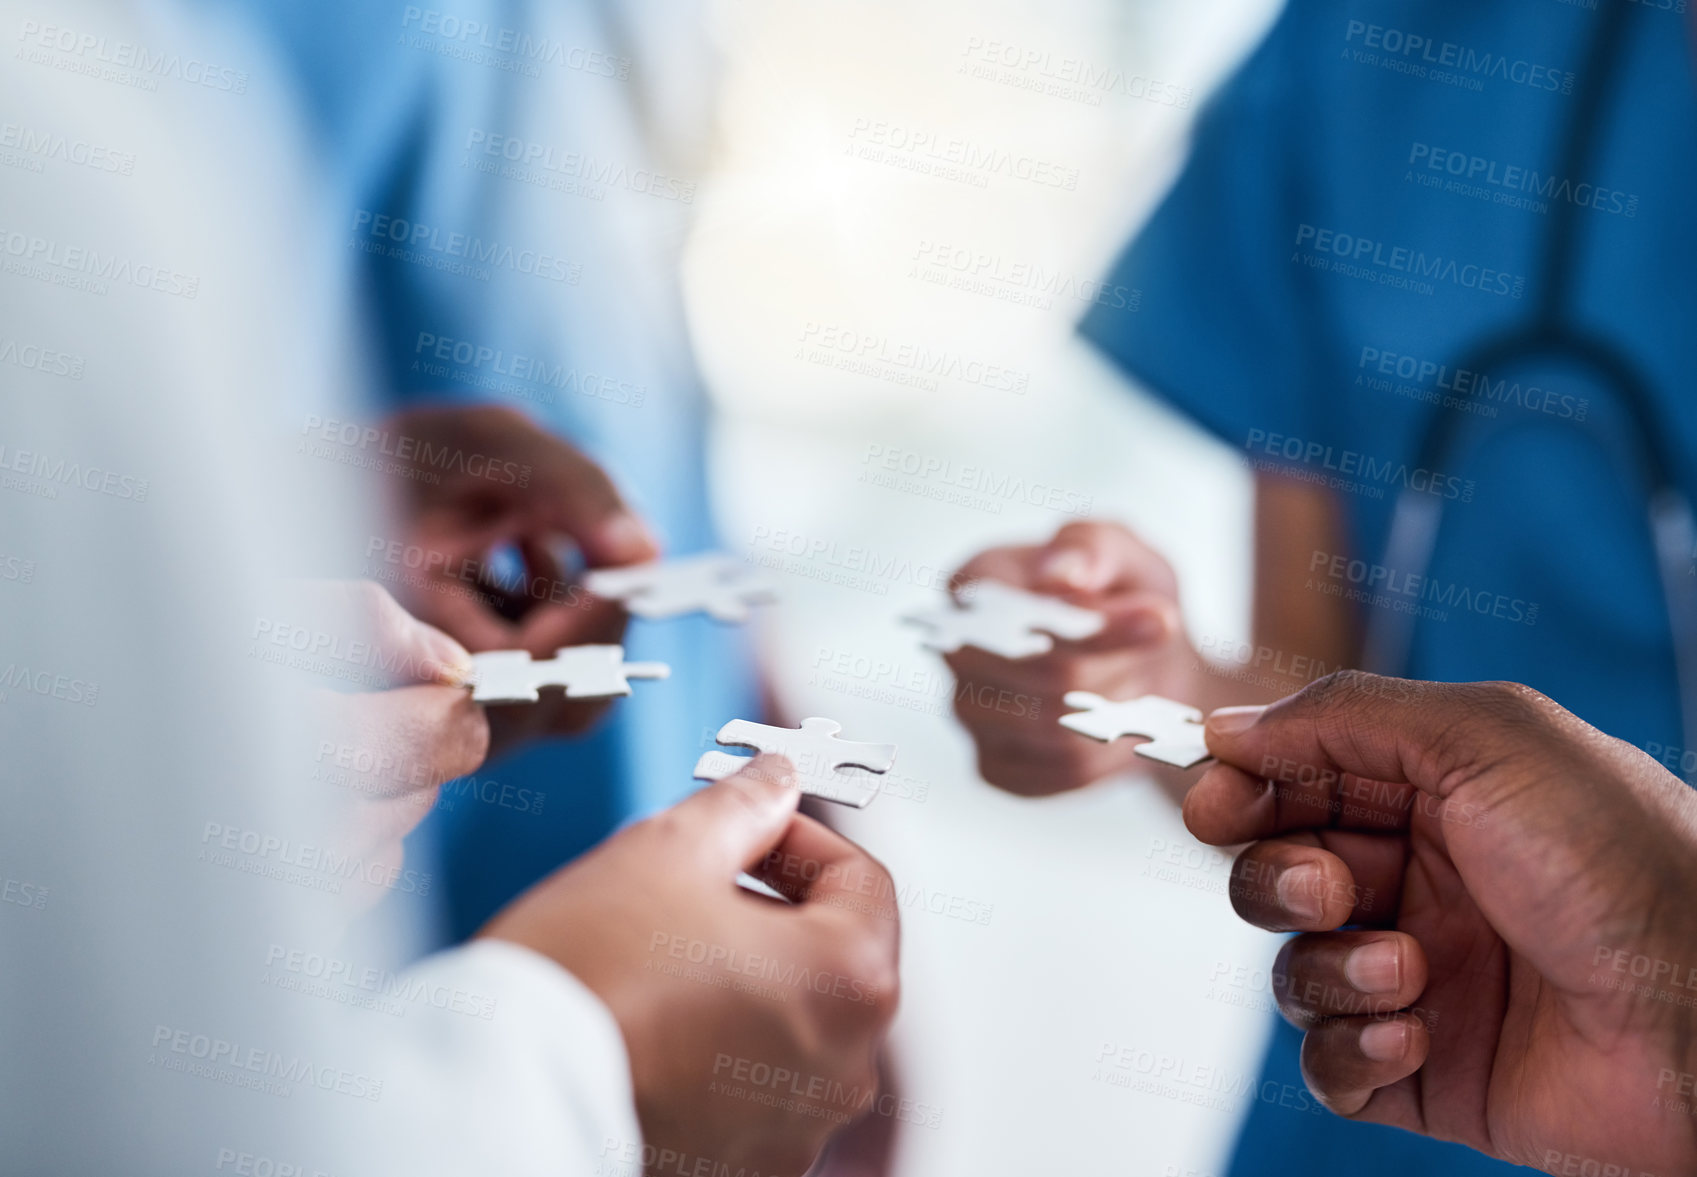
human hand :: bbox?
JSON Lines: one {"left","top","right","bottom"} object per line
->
{"left": 479, "top": 759, "right": 901, "bottom": 1177}
{"left": 296, "top": 581, "right": 488, "bottom": 910}
{"left": 945, "top": 520, "right": 1199, "bottom": 795}
{"left": 377, "top": 405, "right": 660, "bottom": 748}
{"left": 1186, "top": 672, "right": 1697, "bottom": 1174}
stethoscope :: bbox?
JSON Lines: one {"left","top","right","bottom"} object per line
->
{"left": 1362, "top": 0, "right": 1697, "bottom": 763}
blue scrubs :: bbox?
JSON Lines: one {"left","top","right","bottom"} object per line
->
{"left": 1081, "top": 1, "right": 1697, "bottom": 1173}
{"left": 234, "top": 0, "right": 758, "bottom": 940}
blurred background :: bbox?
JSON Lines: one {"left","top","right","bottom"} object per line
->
{"left": 685, "top": 1, "right": 1285, "bottom": 1173}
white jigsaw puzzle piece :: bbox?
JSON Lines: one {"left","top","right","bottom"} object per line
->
{"left": 692, "top": 716, "right": 897, "bottom": 808}
{"left": 1058, "top": 692, "right": 1213, "bottom": 769}
{"left": 905, "top": 580, "right": 1105, "bottom": 659}
{"left": 469, "top": 644, "right": 670, "bottom": 704}
{"left": 584, "top": 553, "right": 776, "bottom": 623}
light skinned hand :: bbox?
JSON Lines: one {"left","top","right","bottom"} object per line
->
{"left": 296, "top": 580, "right": 488, "bottom": 911}
{"left": 1185, "top": 671, "right": 1697, "bottom": 1175}
{"left": 944, "top": 520, "right": 1196, "bottom": 795}
{"left": 480, "top": 757, "right": 901, "bottom": 1177}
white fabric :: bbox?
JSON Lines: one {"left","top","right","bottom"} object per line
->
{"left": 0, "top": 0, "right": 638, "bottom": 1170}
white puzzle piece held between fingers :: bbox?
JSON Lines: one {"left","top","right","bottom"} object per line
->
{"left": 1059, "top": 692, "right": 1213, "bottom": 769}
{"left": 469, "top": 644, "right": 670, "bottom": 704}
{"left": 905, "top": 580, "right": 1105, "bottom": 660}
{"left": 584, "top": 553, "right": 777, "bottom": 624}
{"left": 693, "top": 717, "right": 897, "bottom": 808}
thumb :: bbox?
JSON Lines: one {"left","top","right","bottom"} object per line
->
{"left": 1195, "top": 673, "right": 1546, "bottom": 839}
{"left": 667, "top": 755, "right": 802, "bottom": 877}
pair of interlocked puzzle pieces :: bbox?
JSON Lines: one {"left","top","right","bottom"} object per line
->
{"left": 906, "top": 579, "right": 1212, "bottom": 770}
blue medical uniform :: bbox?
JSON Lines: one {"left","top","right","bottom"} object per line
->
{"left": 1080, "top": 1, "right": 1697, "bottom": 1173}
{"left": 234, "top": 0, "right": 758, "bottom": 941}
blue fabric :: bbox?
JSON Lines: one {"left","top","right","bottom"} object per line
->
{"left": 1081, "top": 2, "right": 1697, "bottom": 1174}
{"left": 235, "top": 0, "right": 758, "bottom": 941}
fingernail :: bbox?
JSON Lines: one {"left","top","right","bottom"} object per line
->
{"left": 1275, "top": 864, "right": 1324, "bottom": 924}
{"left": 1208, "top": 705, "right": 1266, "bottom": 735}
{"left": 1040, "top": 550, "right": 1094, "bottom": 590}
{"left": 416, "top": 623, "right": 474, "bottom": 685}
{"left": 1345, "top": 941, "right": 1402, "bottom": 995}
{"left": 600, "top": 512, "right": 658, "bottom": 559}
{"left": 1359, "top": 1020, "right": 1408, "bottom": 1063}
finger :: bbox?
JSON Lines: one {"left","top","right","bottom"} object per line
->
{"left": 1299, "top": 1012, "right": 1429, "bottom": 1117}
{"left": 1201, "top": 673, "right": 1558, "bottom": 827}
{"left": 1033, "top": 520, "right": 1177, "bottom": 597}
{"left": 1065, "top": 591, "right": 1180, "bottom": 654}
{"left": 1183, "top": 761, "right": 1420, "bottom": 844}
{"left": 328, "top": 684, "right": 491, "bottom": 796}
{"left": 509, "top": 596, "right": 628, "bottom": 657}
{"left": 660, "top": 755, "right": 803, "bottom": 877}
{"left": 1273, "top": 931, "right": 1429, "bottom": 1025}
{"left": 1224, "top": 831, "right": 1408, "bottom": 929}
{"left": 1226, "top": 838, "right": 1362, "bottom": 932}
{"left": 525, "top": 448, "right": 659, "bottom": 567}
{"left": 406, "top": 581, "right": 522, "bottom": 653}
{"left": 968, "top": 731, "right": 1131, "bottom": 796}
{"left": 750, "top": 812, "right": 897, "bottom": 920}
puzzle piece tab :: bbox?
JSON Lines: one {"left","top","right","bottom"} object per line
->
{"left": 1058, "top": 692, "right": 1212, "bottom": 769}
{"left": 905, "top": 580, "right": 1105, "bottom": 660}
{"left": 469, "top": 644, "right": 670, "bottom": 704}
{"left": 584, "top": 553, "right": 776, "bottom": 624}
{"left": 693, "top": 716, "right": 897, "bottom": 808}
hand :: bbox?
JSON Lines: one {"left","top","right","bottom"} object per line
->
{"left": 377, "top": 405, "right": 660, "bottom": 748}
{"left": 945, "top": 520, "right": 1197, "bottom": 795}
{"left": 1185, "top": 671, "right": 1697, "bottom": 1175}
{"left": 297, "top": 581, "right": 489, "bottom": 910}
{"left": 480, "top": 758, "right": 901, "bottom": 1177}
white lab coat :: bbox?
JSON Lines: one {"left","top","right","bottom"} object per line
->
{"left": 0, "top": 1, "right": 640, "bottom": 1170}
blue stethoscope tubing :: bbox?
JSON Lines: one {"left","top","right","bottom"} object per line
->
{"left": 1363, "top": 0, "right": 1697, "bottom": 762}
